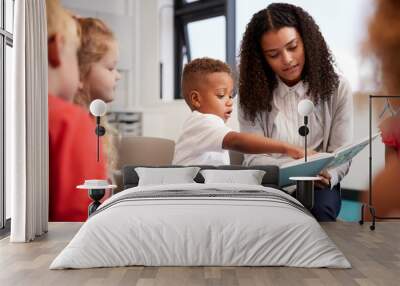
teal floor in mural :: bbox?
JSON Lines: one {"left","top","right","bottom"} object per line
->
{"left": 338, "top": 199, "right": 361, "bottom": 222}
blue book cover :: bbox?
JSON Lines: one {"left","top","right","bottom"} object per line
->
{"left": 279, "top": 154, "right": 334, "bottom": 187}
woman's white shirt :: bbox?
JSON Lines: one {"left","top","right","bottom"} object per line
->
{"left": 272, "top": 78, "right": 324, "bottom": 158}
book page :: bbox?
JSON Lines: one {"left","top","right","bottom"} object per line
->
{"left": 281, "top": 152, "right": 333, "bottom": 169}
{"left": 335, "top": 132, "right": 381, "bottom": 153}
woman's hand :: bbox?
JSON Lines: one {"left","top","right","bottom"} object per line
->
{"left": 316, "top": 170, "right": 331, "bottom": 188}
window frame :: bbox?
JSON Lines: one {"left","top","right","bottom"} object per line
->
{"left": 173, "top": 0, "right": 235, "bottom": 99}
{"left": 0, "top": 0, "right": 13, "bottom": 234}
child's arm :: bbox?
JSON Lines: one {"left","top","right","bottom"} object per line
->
{"left": 222, "top": 131, "right": 306, "bottom": 159}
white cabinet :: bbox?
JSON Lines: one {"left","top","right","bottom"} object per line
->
{"left": 107, "top": 111, "right": 142, "bottom": 136}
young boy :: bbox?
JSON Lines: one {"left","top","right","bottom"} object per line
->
{"left": 47, "top": 0, "right": 107, "bottom": 221}
{"left": 173, "top": 57, "right": 305, "bottom": 165}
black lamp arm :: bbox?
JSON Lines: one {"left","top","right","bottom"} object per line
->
{"left": 94, "top": 116, "right": 106, "bottom": 162}
{"left": 298, "top": 115, "right": 309, "bottom": 162}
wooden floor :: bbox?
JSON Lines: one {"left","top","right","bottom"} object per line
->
{"left": 0, "top": 222, "right": 399, "bottom": 286}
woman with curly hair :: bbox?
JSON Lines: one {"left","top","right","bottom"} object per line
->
{"left": 238, "top": 3, "right": 353, "bottom": 221}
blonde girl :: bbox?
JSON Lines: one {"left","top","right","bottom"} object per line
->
{"left": 75, "top": 17, "right": 121, "bottom": 171}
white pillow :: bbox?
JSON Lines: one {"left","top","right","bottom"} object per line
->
{"left": 135, "top": 167, "right": 200, "bottom": 186}
{"left": 200, "top": 169, "right": 266, "bottom": 185}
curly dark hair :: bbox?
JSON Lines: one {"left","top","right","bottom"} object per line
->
{"left": 239, "top": 3, "right": 339, "bottom": 122}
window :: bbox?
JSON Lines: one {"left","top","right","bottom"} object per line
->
{"left": 5, "top": 0, "right": 13, "bottom": 33}
{"left": 187, "top": 16, "right": 226, "bottom": 61}
{"left": 0, "top": 0, "right": 14, "bottom": 234}
{"left": 173, "top": 0, "right": 235, "bottom": 99}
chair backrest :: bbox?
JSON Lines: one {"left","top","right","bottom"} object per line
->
{"left": 116, "top": 135, "right": 175, "bottom": 168}
{"left": 229, "top": 150, "right": 244, "bottom": 165}
{"left": 113, "top": 135, "right": 175, "bottom": 191}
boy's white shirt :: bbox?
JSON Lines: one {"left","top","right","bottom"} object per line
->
{"left": 173, "top": 111, "right": 232, "bottom": 165}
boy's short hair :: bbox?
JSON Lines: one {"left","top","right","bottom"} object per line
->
{"left": 182, "top": 57, "right": 233, "bottom": 109}
{"left": 46, "top": 0, "right": 80, "bottom": 46}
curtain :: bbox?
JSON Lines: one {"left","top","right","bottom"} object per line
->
{"left": 7, "top": 0, "right": 48, "bottom": 242}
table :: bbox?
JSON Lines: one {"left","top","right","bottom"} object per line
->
{"left": 77, "top": 182, "right": 116, "bottom": 216}
{"left": 289, "top": 176, "right": 321, "bottom": 210}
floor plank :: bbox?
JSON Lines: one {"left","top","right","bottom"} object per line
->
{"left": 0, "top": 222, "right": 399, "bottom": 286}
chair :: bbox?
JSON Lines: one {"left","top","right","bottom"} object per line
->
{"left": 112, "top": 135, "right": 175, "bottom": 192}
{"left": 229, "top": 150, "right": 244, "bottom": 165}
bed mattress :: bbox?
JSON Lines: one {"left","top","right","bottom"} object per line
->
{"left": 50, "top": 183, "right": 350, "bottom": 269}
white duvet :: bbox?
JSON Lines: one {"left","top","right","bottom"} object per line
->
{"left": 50, "top": 183, "right": 351, "bottom": 269}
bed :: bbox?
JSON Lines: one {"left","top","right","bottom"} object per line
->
{"left": 50, "top": 165, "right": 350, "bottom": 269}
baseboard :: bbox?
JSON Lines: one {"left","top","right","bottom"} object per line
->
{"left": 341, "top": 188, "right": 365, "bottom": 201}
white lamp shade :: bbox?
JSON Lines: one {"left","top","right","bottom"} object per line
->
{"left": 89, "top": 99, "right": 107, "bottom": 117}
{"left": 297, "top": 99, "right": 314, "bottom": 116}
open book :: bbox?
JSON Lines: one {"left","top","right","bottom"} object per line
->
{"left": 278, "top": 133, "right": 381, "bottom": 187}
